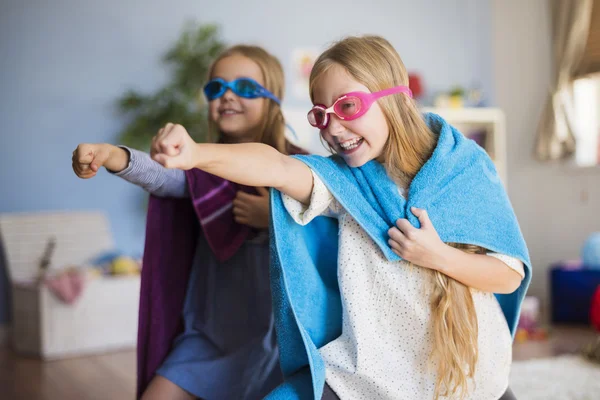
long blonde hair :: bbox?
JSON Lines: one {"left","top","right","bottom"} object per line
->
{"left": 309, "top": 35, "right": 481, "bottom": 399}
{"left": 206, "top": 45, "right": 288, "bottom": 154}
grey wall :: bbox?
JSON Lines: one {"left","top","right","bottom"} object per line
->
{"left": 492, "top": 0, "right": 600, "bottom": 317}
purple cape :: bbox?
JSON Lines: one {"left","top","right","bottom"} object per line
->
{"left": 136, "top": 169, "right": 253, "bottom": 398}
{"left": 135, "top": 144, "right": 306, "bottom": 398}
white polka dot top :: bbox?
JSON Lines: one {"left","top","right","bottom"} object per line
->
{"left": 282, "top": 170, "right": 524, "bottom": 400}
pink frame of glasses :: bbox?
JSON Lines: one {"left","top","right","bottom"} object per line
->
{"left": 307, "top": 85, "right": 413, "bottom": 129}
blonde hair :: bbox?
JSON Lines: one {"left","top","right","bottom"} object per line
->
{"left": 206, "top": 45, "right": 288, "bottom": 154}
{"left": 309, "top": 35, "right": 481, "bottom": 399}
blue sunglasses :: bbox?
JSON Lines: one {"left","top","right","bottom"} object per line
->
{"left": 203, "top": 77, "right": 281, "bottom": 104}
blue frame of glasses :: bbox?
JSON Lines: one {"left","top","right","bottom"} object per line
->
{"left": 203, "top": 77, "right": 281, "bottom": 104}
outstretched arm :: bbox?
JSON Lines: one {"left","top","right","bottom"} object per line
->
{"left": 72, "top": 143, "right": 188, "bottom": 198}
{"left": 151, "top": 123, "right": 314, "bottom": 204}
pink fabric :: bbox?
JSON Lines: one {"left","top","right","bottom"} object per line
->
{"left": 44, "top": 270, "right": 86, "bottom": 304}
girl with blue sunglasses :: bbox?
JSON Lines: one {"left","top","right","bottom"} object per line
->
{"left": 72, "top": 45, "right": 305, "bottom": 400}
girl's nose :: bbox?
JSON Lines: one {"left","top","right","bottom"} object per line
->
{"left": 222, "top": 88, "right": 236, "bottom": 100}
{"left": 325, "top": 114, "right": 345, "bottom": 136}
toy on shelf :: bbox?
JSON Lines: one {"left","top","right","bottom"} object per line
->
{"left": 433, "top": 85, "right": 485, "bottom": 109}
{"left": 88, "top": 250, "right": 142, "bottom": 277}
{"left": 408, "top": 73, "right": 424, "bottom": 100}
{"left": 515, "top": 296, "right": 549, "bottom": 343}
{"left": 110, "top": 256, "right": 140, "bottom": 275}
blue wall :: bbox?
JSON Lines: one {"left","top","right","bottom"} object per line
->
{"left": 0, "top": 0, "right": 492, "bottom": 324}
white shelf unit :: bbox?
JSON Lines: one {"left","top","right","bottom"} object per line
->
{"left": 422, "top": 107, "right": 507, "bottom": 186}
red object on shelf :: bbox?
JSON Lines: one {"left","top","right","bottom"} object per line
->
{"left": 591, "top": 285, "right": 600, "bottom": 332}
{"left": 408, "top": 73, "right": 424, "bottom": 99}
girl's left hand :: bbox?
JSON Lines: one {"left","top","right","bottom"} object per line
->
{"left": 232, "top": 187, "right": 270, "bottom": 229}
{"left": 387, "top": 207, "right": 448, "bottom": 270}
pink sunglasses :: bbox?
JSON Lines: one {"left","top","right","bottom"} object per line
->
{"left": 307, "top": 85, "right": 413, "bottom": 129}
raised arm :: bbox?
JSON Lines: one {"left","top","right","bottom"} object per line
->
{"left": 151, "top": 123, "right": 314, "bottom": 204}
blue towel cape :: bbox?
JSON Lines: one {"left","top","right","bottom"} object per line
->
{"left": 267, "top": 113, "right": 531, "bottom": 399}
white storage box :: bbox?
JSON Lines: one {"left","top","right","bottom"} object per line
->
{"left": 0, "top": 211, "right": 140, "bottom": 359}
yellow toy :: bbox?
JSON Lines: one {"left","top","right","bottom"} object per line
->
{"left": 110, "top": 256, "right": 140, "bottom": 276}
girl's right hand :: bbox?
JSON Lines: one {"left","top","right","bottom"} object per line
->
{"left": 72, "top": 143, "right": 128, "bottom": 179}
{"left": 151, "top": 123, "right": 198, "bottom": 170}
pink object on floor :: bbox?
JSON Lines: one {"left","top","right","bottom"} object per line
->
{"left": 44, "top": 269, "right": 86, "bottom": 304}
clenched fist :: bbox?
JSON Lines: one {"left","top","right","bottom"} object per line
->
{"left": 72, "top": 143, "right": 128, "bottom": 178}
{"left": 151, "top": 123, "right": 198, "bottom": 170}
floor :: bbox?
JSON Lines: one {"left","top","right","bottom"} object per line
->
{"left": 0, "top": 326, "right": 597, "bottom": 400}
{"left": 512, "top": 325, "right": 598, "bottom": 361}
{"left": 0, "top": 346, "right": 136, "bottom": 400}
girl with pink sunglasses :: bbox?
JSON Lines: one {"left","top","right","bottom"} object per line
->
{"left": 150, "top": 35, "right": 530, "bottom": 400}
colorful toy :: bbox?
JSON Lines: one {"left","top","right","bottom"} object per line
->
{"left": 433, "top": 85, "right": 486, "bottom": 108}
{"left": 88, "top": 250, "right": 141, "bottom": 276}
{"left": 515, "top": 296, "right": 548, "bottom": 343}
{"left": 408, "top": 73, "right": 424, "bottom": 99}
{"left": 582, "top": 232, "right": 600, "bottom": 269}
{"left": 110, "top": 256, "right": 141, "bottom": 276}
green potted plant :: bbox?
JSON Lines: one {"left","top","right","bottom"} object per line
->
{"left": 116, "top": 22, "right": 225, "bottom": 149}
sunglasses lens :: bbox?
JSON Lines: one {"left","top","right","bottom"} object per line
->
{"left": 234, "top": 78, "right": 260, "bottom": 98}
{"left": 204, "top": 80, "right": 224, "bottom": 100}
{"left": 334, "top": 96, "right": 361, "bottom": 118}
{"left": 308, "top": 109, "right": 326, "bottom": 128}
